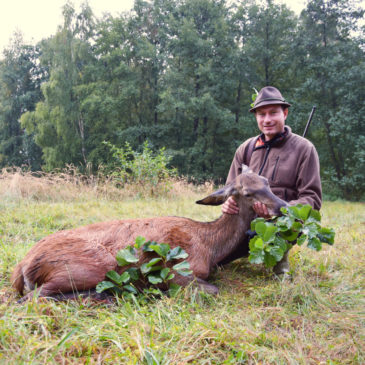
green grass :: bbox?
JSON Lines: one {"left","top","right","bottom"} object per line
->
{"left": 0, "top": 175, "right": 364, "bottom": 364}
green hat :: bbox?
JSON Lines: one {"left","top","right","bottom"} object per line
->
{"left": 250, "top": 86, "right": 291, "bottom": 113}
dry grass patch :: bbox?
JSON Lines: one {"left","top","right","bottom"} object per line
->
{"left": 0, "top": 167, "right": 209, "bottom": 203}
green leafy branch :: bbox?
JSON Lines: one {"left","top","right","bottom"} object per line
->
{"left": 249, "top": 204, "right": 335, "bottom": 267}
{"left": 250, "top": 87, "right": 259, "bottom": 108}
{"left": 103, "top": 140, "right": 177, "bottom": 187}
{"left": 96, "top": 236, "right": 193, "bottom": 297}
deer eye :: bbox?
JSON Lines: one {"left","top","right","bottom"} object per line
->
{"left": 243, "top": 191, "right": 252, "bottom": 197}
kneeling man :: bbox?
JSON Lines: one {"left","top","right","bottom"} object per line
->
{"left": 221, "top": 86, "right": 322, "bottom": 274}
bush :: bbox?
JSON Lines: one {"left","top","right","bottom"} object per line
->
{"left": 96, "top": 236, "right": 192, "bottom": 298}
{"left": 104, "top": 140, "right": 177, "bottom": 195}
{"left": 249, "top": 204, "right": 335, "bottom": 267}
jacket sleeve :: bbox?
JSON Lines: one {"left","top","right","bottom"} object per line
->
{"left": 226, "top": 139, "right": 252, "bottom": 184}
{"left": 289, "top": 144, "right": 322, "bottom": 210}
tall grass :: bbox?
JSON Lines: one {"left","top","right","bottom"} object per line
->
{"left": 0, "top": 167, "right": 211, "bottom": 202}
{"left": 0, "top": 170, "right": 364, "bottom": 364}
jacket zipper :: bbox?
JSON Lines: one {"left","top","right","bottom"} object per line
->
{"left": 271, "top": 156, "right": 279, "bottom": 180}
{"left": 258, "top": 145, "right": 270, "bottom": 175}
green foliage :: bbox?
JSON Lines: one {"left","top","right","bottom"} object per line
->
{"left": 20, "top": 3, "right": 96, "bottom": 171}
{"left": 292, "top": 0, "right": 365, "bottom": 200}
{"left": 104, "top": 140, "right": 177, "bottom": 191}
{"left": 96, "top": 236, "right": 192, "bottom": 297}
{"left": 0, "top": 0, "right": 363, "bottom": 198}
{"left": 0, "top": 34, "right": 45, "bottom": 169}
{"left": 249, "top": 204, "right": 335, "bottom": 267}
{"left": 250, "top": 88, "right": 259, "bottom": 109}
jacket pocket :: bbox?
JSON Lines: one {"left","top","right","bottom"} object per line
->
{"left": 271, "top": 156, "right": 280, "bottom": 182}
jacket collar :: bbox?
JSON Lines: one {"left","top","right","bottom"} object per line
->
{"left": 255, "top": 126, "right": 291, "bottom": 149}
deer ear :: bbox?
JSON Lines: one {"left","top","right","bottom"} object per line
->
{"left": 241, "top": 164, "right": 253, "bottom": 174}
{"left": 196, "top": 184, "right": 237, "bottom": 206}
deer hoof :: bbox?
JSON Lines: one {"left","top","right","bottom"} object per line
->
{"left": 195, "top": 278, "right": 219, "bottom": 295}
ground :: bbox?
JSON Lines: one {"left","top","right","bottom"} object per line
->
{"left": 0, "top": 172, "right": 364, "bottom": 364}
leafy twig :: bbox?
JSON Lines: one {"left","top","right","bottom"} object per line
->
{"left": 249, "top": 204, "right": 335, "bottom": 267}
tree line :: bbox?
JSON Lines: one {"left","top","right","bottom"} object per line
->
{"left": 0, "top": 0, "right": 364, "bottom": 199}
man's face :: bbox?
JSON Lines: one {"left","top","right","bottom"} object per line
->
{"left": 255, "top": 104, "right": 288, "bottom": 141}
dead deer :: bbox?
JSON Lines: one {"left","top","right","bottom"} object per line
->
{"left": 11, "top": 166, "right": 287, "bottom": 301}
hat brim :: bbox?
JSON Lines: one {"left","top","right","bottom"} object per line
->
{"left": 249, "top": 100, "right": 291, "bottom": 113}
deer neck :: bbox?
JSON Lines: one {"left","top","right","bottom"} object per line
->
{"left": 200, "top": 205, "right": 255, "bottom": 266}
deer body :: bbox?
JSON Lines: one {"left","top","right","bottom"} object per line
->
{"left": 12, "top": 168, "right": 286, "bottom": 300}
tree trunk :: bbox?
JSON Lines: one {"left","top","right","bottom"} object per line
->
{"left": 323, "top": 120, "right": 342, "bottom": 180}
{"left": 235, "top": 80, "right": 241, "bottom": 124}
{"left": 193, "top": 74, "right": 200, "bottom": 139}
{"left": 78, "top": 113, "right": 87, "bottom": 166}
{"left": 264, "top": 21, "right": 270, "bottom": 85}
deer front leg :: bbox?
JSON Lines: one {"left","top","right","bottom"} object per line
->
{"left": 172, "top": 274, "right": 218, "bottom": 295}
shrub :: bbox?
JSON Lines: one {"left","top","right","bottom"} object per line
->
{"left": 104, "top": 140, "right": 177, "bottom": 195}
{"left": 96, "top": 236, "right": 192, "bottom": 298}
{"left": 249, "top": 204, "right": 335, "bottom": 267}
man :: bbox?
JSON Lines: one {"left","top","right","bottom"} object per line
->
{"left": 221, "top": 86, "right": 322, "bottom": 274}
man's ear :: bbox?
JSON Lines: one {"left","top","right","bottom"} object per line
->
{"left": 196, "top": 183, "right": 237, "bottom": 206}
{"left": 283, "top": 107, "right": 289, "bottom": 120}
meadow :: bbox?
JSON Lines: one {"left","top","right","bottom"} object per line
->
{"left": 0, "top": 170, "right": 364, "bottom": 364}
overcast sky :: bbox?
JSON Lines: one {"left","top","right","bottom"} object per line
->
{"left": 0, "top": 0, "right": 361, "bottom": 57}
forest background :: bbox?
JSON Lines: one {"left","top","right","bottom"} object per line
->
{"left": 0, "top": 0, "right": 364, "bottom": 200}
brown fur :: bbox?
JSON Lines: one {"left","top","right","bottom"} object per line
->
{"left": 12, "top": 169, "right": 287, "bottom": 300}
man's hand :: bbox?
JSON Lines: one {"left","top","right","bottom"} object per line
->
{"left": 222, "top": 198, "right": 272, "bottom": 219}
{"left": 253, "top": 202, "right": 272, "bottom": 219}
{"left": 222, "top": 196, "right": 239, "bottom": 215}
